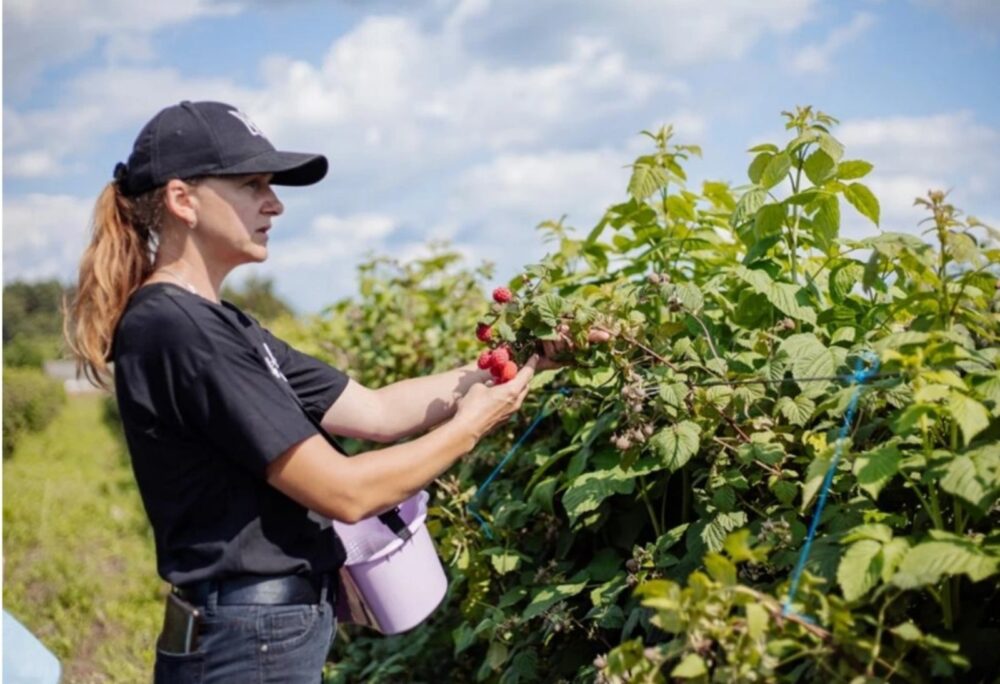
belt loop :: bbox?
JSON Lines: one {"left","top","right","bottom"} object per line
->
{"left": 319, "top": 574, "right": 328, "bottom": 605}
{"left": 206, "top": 581, "right": 219, "bottom": 612}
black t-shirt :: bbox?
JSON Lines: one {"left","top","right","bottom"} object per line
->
{"left": 112, "top": 282, "right": 349, "bottom": 586}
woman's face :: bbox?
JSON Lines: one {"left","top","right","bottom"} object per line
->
{"left": 190, "top": 174, "right": 283, "bottom": 267}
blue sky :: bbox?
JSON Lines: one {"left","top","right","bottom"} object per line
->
{"left": 4, "top": 0, "right": 999, "bottom": 313}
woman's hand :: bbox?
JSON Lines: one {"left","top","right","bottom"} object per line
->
{"left": 537, "top": 324, "right": 613, "bottom": 371}
{"left": 454, "top": 355, "right": 540, "bottom": 441}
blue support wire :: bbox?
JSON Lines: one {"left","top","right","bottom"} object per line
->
{"left": 468, "top": 388, "right": 570, "bottom": 539}
{"left": 781, "top": 351, "right": 881, "bottom": 621}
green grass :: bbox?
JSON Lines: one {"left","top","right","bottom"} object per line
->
{"left": 3, "top": 394, "right": 165, "bottom": 683}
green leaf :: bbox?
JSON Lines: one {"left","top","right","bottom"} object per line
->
{"left": 947, "top": 392, "right": 990, "bottom": 446}
{"left": 671, "top": 653, "right": 708, "bottom": 678}
{"left": 801, "top": 453, "right": 833, "bottom": 512}
{"left": 488, "top": 550, "right": 525, "bottom": 575}
{"left": 940, "top": 454, "right": 992, "bottom": 513}
{"left": 735, "top": 266, "right": 817, "bottom": 324}
{"left": 779, "top": 333, "right": 837, "bottom": 398}
{"left": 732, "top": 187, "right": 767, "bottom": 227}
{"left": 853, "top": 444, "right": 902, "bottom": 500}
{"left": 748, "top": 143, "right": 780, "bottom": 154}
{"left": 534, "top": 293, "right": 565, "bottom": 327}
{"left": 484, "top": 640, "right": 509, "bottom": 672}
{"left": 562, "top": 468, "right": 636, "bottom": 525}
{"left": 804, "top": 149, "right": 836, "bottom": 185}
{"left": 811, "top": 195, "right": 840, "bottom": 253}
{"left": 746, "top": 603, "right": 768, "bottom": 640}
{"left": 698, "top": 511, "right": 748, "bottom": 552}
{"left": 748, "top": 152, "right": 773, "bottom": 184}
{"left": 754, "top": 203, "right": 786, "bottom": 238}
{"left": 666, "top": 194, "right": 696, "bottom": 221}
{"left": 837, "top": 539, "right": 883, "bottom": 602}
{"left": 837, "top": 160, "right": 873, "bottom": 180}
{"left": 650, "top": 421, "right": 701, "bottom": 472}
{"left": 522, "top": 581, "right": 589, "bottom": 620}
{"left": 704, "top": 552, "right": 738, "bottom": 586}
{"left": 628, "top": 161, "right": 668, "bottom": 200}
{"left": 817, "top": 132, "right": 845, "bottom": 163}
{"left": 829, "top": 260, "right": 864, "bottom": 303}
{"left": 844, "top": 182, "right": 880, "bottom": 227}
{"left": 776, "top": 395, "right": 815, "bottom": 426}
{"left": 893, "top": 536, "right": 1000, "bottom": 589}
{"left": 761, "top": 152, "right": 792, "bottom": 190}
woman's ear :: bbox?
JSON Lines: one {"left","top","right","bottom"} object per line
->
{"left": 163, "top": 179, "right": 199, "bottom": 229}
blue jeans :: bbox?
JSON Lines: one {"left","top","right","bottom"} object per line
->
{"left": 153, "top": 591, "right": 335, "bottom": 684}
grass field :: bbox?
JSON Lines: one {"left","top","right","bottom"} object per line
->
{"left": 3, "top": 394, "right": 164, "bottom": 683}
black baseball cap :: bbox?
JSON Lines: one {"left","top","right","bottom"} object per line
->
{"left": 114, "top": 100, "right": 327, "bottom": 196}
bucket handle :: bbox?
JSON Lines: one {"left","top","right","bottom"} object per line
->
{"left": 377, "top": 508, "right": 412, "bottom": 541}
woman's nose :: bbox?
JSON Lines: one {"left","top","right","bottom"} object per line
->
{"left": 263, "top": 186, "right": 284, "bottom": 216}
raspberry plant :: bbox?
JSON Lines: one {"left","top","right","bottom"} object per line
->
{"left": 301, "top": 107, "right": 999, "bottom": 684}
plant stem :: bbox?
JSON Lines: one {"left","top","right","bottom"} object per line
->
{"left": 638, "top": 475, "right": 662, "bottom": 538}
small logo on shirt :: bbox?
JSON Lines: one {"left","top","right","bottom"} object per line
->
{"left": 262, "top": 343, "right": 288, "bottom": 382}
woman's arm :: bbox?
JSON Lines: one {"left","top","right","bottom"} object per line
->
{"left": 320, "top": 363, "right": 491, "bottom": 443}
{"left": 270, "top": 359, "right": 537, "bottom": 521}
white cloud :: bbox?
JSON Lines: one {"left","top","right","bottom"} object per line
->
{"left": 837, "top": 112, "right": 1000, "bottom": 235}
{"left": 2, "top": 194, "right": 96, "bottom": 282}
{"left": 791, "top": 12, "right": 876, "bottom": 73}
{"left": 2, "top": 0, "right": 242, "bottom": 93}
{"left": 269, "top": 213, "right": 399, "bottom": 269}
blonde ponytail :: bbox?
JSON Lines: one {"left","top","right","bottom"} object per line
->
{"left": 64, "top": 181, "right": 165, "bottom": 390}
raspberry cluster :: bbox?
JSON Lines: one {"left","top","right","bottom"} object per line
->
{"left": 474, "top": 284, "right": 520, "bottom": 383}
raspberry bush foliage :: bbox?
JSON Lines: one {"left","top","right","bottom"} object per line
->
{"left": 302, "top": 107, "right": 1000, "bottom": 683}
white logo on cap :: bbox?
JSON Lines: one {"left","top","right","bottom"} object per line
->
{"left": 228, "top": 109, "right": 266, "bottom": 138}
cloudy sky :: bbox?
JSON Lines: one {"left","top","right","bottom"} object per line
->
{"left": 4, "top": 0, "right": 999, "bottom": 312}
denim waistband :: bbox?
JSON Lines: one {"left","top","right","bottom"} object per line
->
{"left": 175, "top": 573, "right": 336, "bottom": 607}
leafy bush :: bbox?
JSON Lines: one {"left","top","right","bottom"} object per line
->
{"left": 3, "top": 367, "right": 67, "bottom": 457}
{"left": 314, "top": 107, "right": 998, "bottom": 683}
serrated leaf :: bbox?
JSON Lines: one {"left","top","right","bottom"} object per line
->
{"left": 699, "top": 511, "right": 748, "bottom": 552}
{"left": 771, "top": 479, "right": 798, "bottom": 505}
{"left": 804, "top": 149, "right": 836, "bottom": 185}
{"left": 484, "top": 640, "right": 509, "bottom": 672}
{"left": 735, "top": 266, "right": 817, "bottom": 324}
{"left": 534, "top": 293, "right": 564, "bottom": 327}
{"left": 853, "top": 444, "right": 902, "bottom": 500}
{"left": 755, "top": 202, "right": 786, "bottom": 238}
{"left": 940, "top": 455, "right": 991, "bottom": 513}
{"left": 837, "top": 160, "right": 873, "bottom": 180}
{"left": 829, "top": 261, "right": 865, "bottom": 303}
{"left": 748, "top": 152, "right": 773, "bottom": 184}
{"left": 562, "top": 469, "right": 635, "bottom": 525}
{"left": 732, "top": 187, "right": 767, "bottom": 227}
{"left": 761, "top": 152, "right": 792, "bottom": 190}
{"left": 666, "top": 194, "right": 696, "bottom": 221}
{"left": 948, "top": 392, "right": 990, "bottom": 446}
{"left": 817, "top": 132, "right": 845, "bottom": 163}
{"left": 628, "top": 161, "right": 668, "bottom": 200}
{"left": 671, "top": 653, "right": 708, "bottom": 678}
{"left": 812, "top": 195, "right": 840, "bottom": 253}
{"left": 838, "top": 539, "right": 883, "bottom": 602}
{"left": 880, "top": 538, "right": 910, "bottom": 583}
{"left": 801, "top": 453, "right": 833, "bottom": 512}
{"left": 844, "top": 182, "right": 880, "bottom": 227}
{"left": 892, "top": 537, "right": 1000, "bottom": 588}
{"left": 489, "top": 550, "right": 524, "bottom": 575}
{"left": 776, "top": 395, "right": 816, "bottom": 426}
{"left": 650, "top": 421, "right": 701, "bottom": 472}
{"left": 522, "top": 581, "right": 589, "bottom": 620}
{"left": 779, "top": 333, "right": 837, "bottom": 397}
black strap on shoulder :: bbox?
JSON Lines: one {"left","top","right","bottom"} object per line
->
{"left": 221, "top": 304, "right": 411, "bottom": 541}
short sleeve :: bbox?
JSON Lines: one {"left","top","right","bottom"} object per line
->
{"left": 261, "top": 329, "right": 350, "bottom": 422}
{"left": 180, "top": 333, "right": 323, "bottom": 477}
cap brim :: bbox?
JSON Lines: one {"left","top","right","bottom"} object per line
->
{"left": 218, "top": 150, "right": 328, "bottom": 186}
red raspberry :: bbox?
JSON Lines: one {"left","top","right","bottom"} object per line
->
{"left": 476, "top": 323, "right": 493, "bottom": 342}
{"left": 498, "top": 361, "right": 518, "bottom": 383}
{"left": 492, "top": 287, "right": 512, "bottom": 304}
{"left": 477, "top": 350, "right": 493, "bottom": 370}
{"left": 489, "top": 346, "right": 510, "bottom": 369}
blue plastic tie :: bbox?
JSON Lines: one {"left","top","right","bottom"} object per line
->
{"left": 781, "top": 351, "right": 880, "bottom": 621}
{"left": 469, "top": 388, "right": 571, "bottom": 539}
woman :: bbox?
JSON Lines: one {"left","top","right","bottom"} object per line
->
{"left": 64, "top": 100, "right": 545, "bottom": 683}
